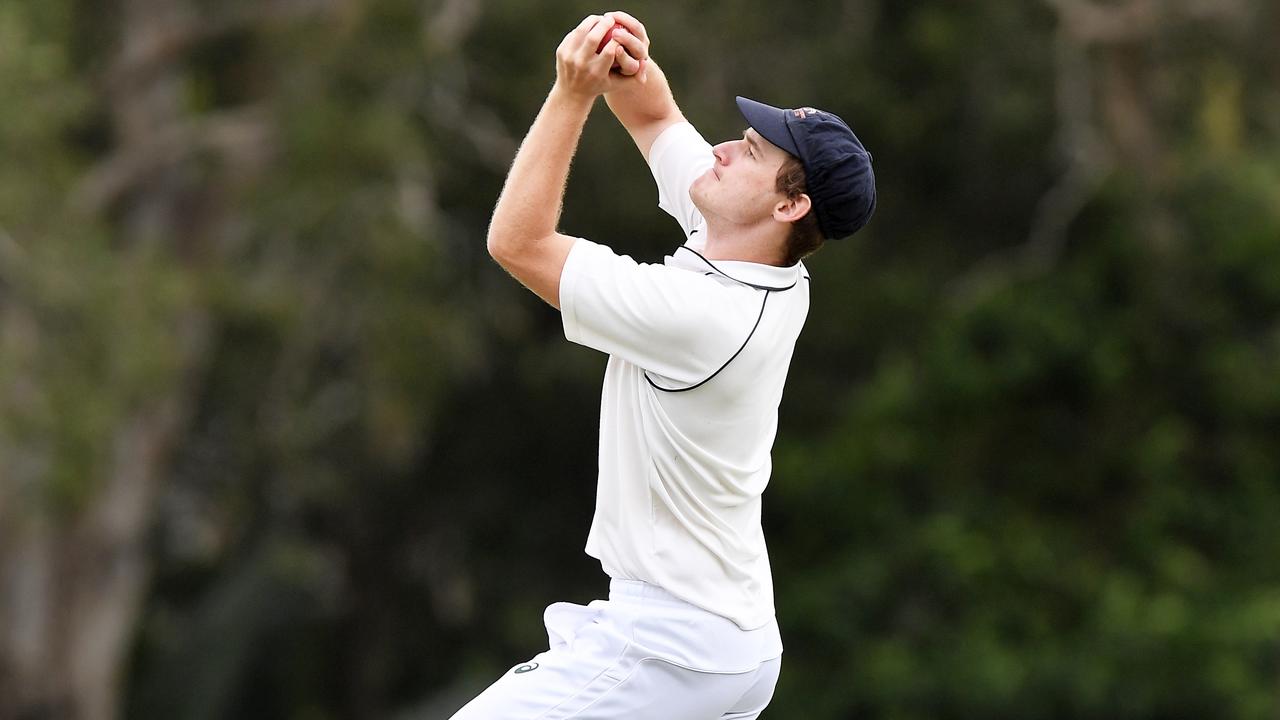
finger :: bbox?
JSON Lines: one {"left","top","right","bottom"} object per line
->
{"left": 575, "top": 14, "right": 602, "bottom": 35}
{"left": 609, "top": 27, "right": 648, "bottom": 63}
{"left": 583, "top": 16, "right": 614, "bottom": 55}
{"left": 559, "top": 14, "right": 601, "bottom": 54}
{"left": 593, "top": 39, "right": 621, "bottom": 71}
{"left": 606, "top": 10, "right": 648, "bottom": 45}
{"left": 614, "top": 43, "right": 642, "bottom": 75}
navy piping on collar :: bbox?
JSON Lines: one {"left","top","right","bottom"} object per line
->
{"left": 676, "top": 245, "right": 800, "bottom": 292}
{"left": 645, "top": 292, "right": 770, "bottom": 393}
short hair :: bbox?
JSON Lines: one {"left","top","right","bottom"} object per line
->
{"left": 776, "top": 155, "right": 824, "bottom": 266}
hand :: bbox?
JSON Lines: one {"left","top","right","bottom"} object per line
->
{"left": 554, "top": 12, "right": 650, "bottom": 99}
{"left": 602, "top": 11, "right": 650, "bottom": 81}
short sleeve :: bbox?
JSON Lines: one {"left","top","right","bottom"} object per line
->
{"left": 559, "top": 238, "right": 760, "bottom": 385}
{"left": 648, "top": 122, "right": 714, "bottom": 244}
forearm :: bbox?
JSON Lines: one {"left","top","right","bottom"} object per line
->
{"left": 484, "top": 13, "right": 643, "bottom": 308}
{"left": 487, "top": 85, "right": 595, "bottom": 254}
{"left": 604, "top": 60, "right": 683, "bottom": 156}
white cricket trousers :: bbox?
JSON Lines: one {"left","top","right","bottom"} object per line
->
{"left": 448, "top": 579, "right": 783, "bottom": 720}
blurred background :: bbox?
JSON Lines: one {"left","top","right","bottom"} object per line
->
{"left": 2, "top": 0, "right": 1279, "bottom": 718}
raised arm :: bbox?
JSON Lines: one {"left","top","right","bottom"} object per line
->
{"left": 486, "top": 14, "right": 645, "bottom": 308}
{"left": 602, "top": 12, "right": 685, "bottom": 160}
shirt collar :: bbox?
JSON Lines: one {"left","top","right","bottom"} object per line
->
{"left": 664, "top": 245, "right": 807, "bottom": 291}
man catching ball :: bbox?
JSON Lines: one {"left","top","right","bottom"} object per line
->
{"left": 451, "top": 10, "right": 875, "bottom": 719}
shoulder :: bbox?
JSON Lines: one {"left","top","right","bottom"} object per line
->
{"left": 647, "top": 121, "right": 711, "bottom": 165}
{"left": 563, "top": 240, "right": 761, "bottom": 324}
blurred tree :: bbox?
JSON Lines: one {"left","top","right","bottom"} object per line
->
{"left": 0, "top": 0, "right": 1277, "bottom": 718}
{"left": 2, "top": 0, "right": 488, "bottom": 716}
{"left": 769, "top": 1, "right": 1280, "bottom": 718}
{"left": 1, "top": 0, "right": 219, "bottom": 715}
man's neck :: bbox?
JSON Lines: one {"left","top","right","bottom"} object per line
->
{"left": 700, "top": 219, "right": 788, "bottom": 267}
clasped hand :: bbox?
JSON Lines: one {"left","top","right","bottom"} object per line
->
{"left": 554, "top": 11, "right": 650, "bottom": 99}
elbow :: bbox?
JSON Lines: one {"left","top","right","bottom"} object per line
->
{"left": 487, "top": 216, "right": 548, "bottom": 266}
{"left": 486, "top": 230, "right": 503, "bottom": 261}
{"left": 486, "top": 224, "right": 516, "bottom": 264}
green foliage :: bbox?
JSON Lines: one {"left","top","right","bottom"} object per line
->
{"left": 0, "top": 1, "right": 195, "bottom": 515}
{"left": 772, "top": 148, "right": 1280, "bottom": 719}
{"left": 1, "top": 0, "right": 1278, "bottom": 718}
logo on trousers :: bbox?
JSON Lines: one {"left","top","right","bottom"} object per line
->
{"left": 513, "top": 662, "right": 539, "bottom": 674}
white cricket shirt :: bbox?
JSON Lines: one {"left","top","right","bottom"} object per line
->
{"left": 559, "top": 122, "right": 809, "bottom": 637}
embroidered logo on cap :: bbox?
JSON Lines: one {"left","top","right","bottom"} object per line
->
{"left": 791, "top": 107, "right": 821, "bottom": 119}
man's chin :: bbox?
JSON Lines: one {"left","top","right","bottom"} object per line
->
{"left": 689, "top": 185, "right": 708, "bottom": 212}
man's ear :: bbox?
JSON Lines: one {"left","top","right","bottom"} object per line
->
{"left": 773, "top": 193, "right": 812, "bottom": 224}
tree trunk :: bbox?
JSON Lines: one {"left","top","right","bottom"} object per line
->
{"left": 0, "top": 0, "right": 221, "bottom": 717}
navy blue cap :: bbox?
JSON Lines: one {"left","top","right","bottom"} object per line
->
{"left": 736, "top": 96, "right": 876, "bottom": 239}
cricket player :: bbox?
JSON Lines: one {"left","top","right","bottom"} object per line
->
{"left": 451, "top": 10, "right": 875, "bottom": 719}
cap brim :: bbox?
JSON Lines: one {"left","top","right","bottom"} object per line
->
{"left": 735, "top": 96, "right": 800, "bottom": 157}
